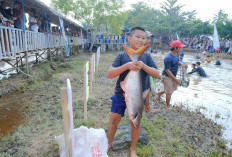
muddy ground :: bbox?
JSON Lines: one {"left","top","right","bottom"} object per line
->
{"left": 0, "top": 50, "right": 231, "bottom": 157}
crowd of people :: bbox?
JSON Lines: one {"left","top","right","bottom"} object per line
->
{"left": 0, "top": 1, "right": 82, "bottom": 36}
{"left": 94, "top": 34, "right": 127, "bottom": 43}
{"left": 0, "top": 1, "right": 23, "bottom": 29}
{"left": 179, "top": 37, "right": 232, "bottom": 55}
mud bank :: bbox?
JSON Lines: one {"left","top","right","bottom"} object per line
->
{"left": 0, "top": 51, "right": 231, "bottom": 156}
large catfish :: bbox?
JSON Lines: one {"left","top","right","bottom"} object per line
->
{"left": 120, "top": 44, "right": 150, "bottom": 128}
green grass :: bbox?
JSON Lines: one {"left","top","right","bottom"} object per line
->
{"left": 136, "top": 113, "right": 229, "bottom": 157}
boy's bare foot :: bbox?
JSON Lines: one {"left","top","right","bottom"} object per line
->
{"left": 145, "top": 106, "right": 156, "bottom": 113}
{"left": 166, "top": 106, "right": 172, "bottom": 110}
{"left": 130, "top": 149, "right": 138, "bottom": 157}
{"left": 107, "top": 144, "right": 112, "bottom": 152}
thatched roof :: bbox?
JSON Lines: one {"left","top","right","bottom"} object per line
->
{"left": 1, "top": 0, "right": 87, "bottom": 33}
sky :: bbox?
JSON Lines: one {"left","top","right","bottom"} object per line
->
{"left": 41, "top": 0, "right": 232, "bottom": 22}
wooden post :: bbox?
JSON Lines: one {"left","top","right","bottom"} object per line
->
{"left": 61, "top": 87, "right": 72, "bottom": 157}
{"left": 90, "top": 56, "right": 94, "bottom": 95}
{"left": 84, "top": 63, "right": 87, "bottom": 121}
{"left": 16, "top": 57, "right": 19, "bottom": 73}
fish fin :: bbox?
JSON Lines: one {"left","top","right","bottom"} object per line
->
{"left": 120, "top": 80, "right": 126, "bottom": 92}
{"left": 131, "top": 113, "right": 141, "bottom": 128}
{"left": 142, "top": 88, "right": 150, "bottom": 100}
{"left": 135, "top": 44, "right": 150, "bottom": 54}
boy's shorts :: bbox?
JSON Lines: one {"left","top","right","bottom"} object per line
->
{"left": 111, "top": 94, "right": 147, "bottom": 117}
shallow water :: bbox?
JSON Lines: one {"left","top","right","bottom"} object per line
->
{"left": 152, "top": 51, "right": 232, "bottom": 148}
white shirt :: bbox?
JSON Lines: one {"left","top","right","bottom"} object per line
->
{"left": 29, "top": 16, "right": 39, "bottom": 32}
{"left": 230, "top": 41, "right": 232, "bottom": 48}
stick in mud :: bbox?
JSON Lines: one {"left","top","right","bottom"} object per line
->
{"left": 84, "top": 62, "right": 89, "bottom": 121}
{"left": 61, "top": 87, "right": 72, "bottom": 157}
{"left": 90, "top": 55, "right": 94, "bottom": 95}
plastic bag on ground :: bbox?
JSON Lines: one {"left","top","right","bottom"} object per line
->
{"left": 55, "top": 126, "right": 108, "bottom": 157}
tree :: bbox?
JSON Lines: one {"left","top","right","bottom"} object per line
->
{"left": 213, "top": 10, "right": 232, "bottom": 39}
{"left": 51, "top": 0, "right": 127, "bottom": 33}
{"left": 125, "top": 2, "right": 158, "bottom": 31}
{"left": 184, "top": 10, "right": 197, "bottom": 21}
{"left": 178, "top": 20, "right": 212, "bottom": 37}
{"left": 159, "top": 0, "right": 185, "bottom": 34}
{"left": 214, "top": 9, "right": 228, "bottom": 22}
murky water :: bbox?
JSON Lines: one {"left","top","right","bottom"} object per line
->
{"left": 152, "top": 51, "right": 232, "bottom": 148}
{"left": 0, "top": 92, "right": 33, "bottom": 136}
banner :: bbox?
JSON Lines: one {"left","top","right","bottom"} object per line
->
{"left": 93, "top": 53, "right": 96, "bottom": 73}
{"left": 59, "top": 17, "right": 69, "bottom": 56}
{"left": 213, "top": 20, "right": 220, "bottom": 51}
{"left": 66, "top": 79, "right": 75, "bottom": 157}
{"left": 97, "top": 47, "right": 101, "bottom": 67}
{"left": 91, "top": 55, "right": 95, "bottom": 81}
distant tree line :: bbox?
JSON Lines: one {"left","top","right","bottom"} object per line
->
{"left": 52, "top": 0, "right": 232, "bottom": 39}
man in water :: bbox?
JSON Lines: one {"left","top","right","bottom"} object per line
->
{"left": 188, "top": 61, "right": 207, "bottom": 77}
{"left": 157, "top": 40, "right": 184, "bottom": 109}
{"left": 196, "top": 52, "right": 201, "bottom": 59}
{"left": 190, "top": 63, "right": 196, "bottom": 72}
{"left": 215, "top": 56, "right": 221, "bottom": 65}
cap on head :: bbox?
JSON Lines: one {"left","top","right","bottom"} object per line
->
{"left": 192, "top": 63, "right": 196, "bottom": 67}
{"left": 196, "top": 61, "right": 201, "bottom": 65}
{"left": 171, "top": 40, "right": 185, "bottom": 48}
{"left": 145, "top": 31, "right": 153, "bottom": 38}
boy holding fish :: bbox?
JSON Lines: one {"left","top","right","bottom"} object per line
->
{"left": 107, "top": 27, "right": 159, "bottom": 157}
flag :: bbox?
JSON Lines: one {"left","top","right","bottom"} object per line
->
{"left": 176, "top": 33, "right": 179, "bottom": 40}
{"left": 97, "top": 47, "right": 100, "bottom": 66}
{"left": 59, "top": 17, "right": 69, "bottom": 56}
{"left": 213, "top": 20, "right": 220, "bottom": 51}
{"left": 66, "top": 79, "right": 75, "bottom": 157}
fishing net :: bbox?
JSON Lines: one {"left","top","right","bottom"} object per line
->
{"left": 179, "top": 66, "right": 190, "bottom": 88}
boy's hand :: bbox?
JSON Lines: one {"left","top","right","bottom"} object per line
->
{"left": 127, "top": 62, "right": 140, "bottom": 71}
{"left": 135, "top": 61, "right": 144, "bottom": 69}
{"left": 175, "top": 79, "right": 181, "bottom": 86}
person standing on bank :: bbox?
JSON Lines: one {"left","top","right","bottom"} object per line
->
{"left": 144, "top": 31, "right": 157, "bottom": 113}
{"left": 157, "top": 40, "right": 185, "bottom": 109}
{"left": 107, "top": 27, "right": 159, "bottom": 157}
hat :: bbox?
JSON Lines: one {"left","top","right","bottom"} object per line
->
{"left": 145, "top": 31, "right": 153, "bottom": 38}
{"left": 170, "top": 40, "right": 185, "bottom": 48}
{"left": 196, "top": 61, "right": 201, "bottom": 65}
